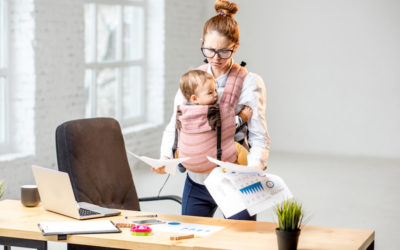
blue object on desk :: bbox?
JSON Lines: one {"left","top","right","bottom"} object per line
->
{"left": 168, "top": 222, "right": 181, "bottom": 225}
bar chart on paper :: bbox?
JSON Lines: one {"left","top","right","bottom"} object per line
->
{"left": 204, "top": 157, "right": 293, "bottom": 217}
{"left": 228, "top": 173, "right": 292, "bottom": 215}
{"left": 240, "top": 181, "right": 264, "bottom": 194}
{"left": 231, "top": 175, "right": 272, "bottom": 206}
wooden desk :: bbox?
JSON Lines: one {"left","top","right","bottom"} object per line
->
{"left": 0, "top": 200, "right": 374, "bottom": 250}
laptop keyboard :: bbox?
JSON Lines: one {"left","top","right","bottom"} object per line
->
{"left": 79, "top": 208, "right": 100, "bottom": 217}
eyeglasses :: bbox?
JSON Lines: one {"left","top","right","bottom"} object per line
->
{"left": 201, "top": 46, "right": 235, "bottom": 59}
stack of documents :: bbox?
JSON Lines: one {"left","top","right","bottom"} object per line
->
{"left": 205, "top": 157, "right": 293, "bottom": 218}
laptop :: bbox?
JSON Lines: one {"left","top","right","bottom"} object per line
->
{"left": 32, "top": 165, "right": 121, "bottom": 220}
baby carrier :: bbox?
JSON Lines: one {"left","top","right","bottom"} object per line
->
{"left": 173, "top": 63, "right": 248, "bottom": 173}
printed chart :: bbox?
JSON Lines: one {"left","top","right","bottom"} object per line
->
{"left": 151, "top": 222, "right": 223, "bottom": 237}
{"left": 204, "top": 157, "right": 293, "bottom": 217}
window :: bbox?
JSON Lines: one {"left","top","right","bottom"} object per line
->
{"left": 84, "top": 0, "right": 145, "bottom": 127}
{"left": 0, "top": 0, "right": 8, "bottom": 151}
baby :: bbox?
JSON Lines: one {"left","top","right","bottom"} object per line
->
{"left": 178, "top": 69, "right": 252, "bottom": 166}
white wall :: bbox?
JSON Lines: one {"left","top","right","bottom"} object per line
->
{"left": 0, "top": 0, "right": 207, "bottom": 199}
{"left": 2, "top": 0, "right": 398, "bottom": 201}
{"left": 232, "top": 0, "right": 400, "bottom": 159}
{"left": 164, "top": 1, "right": 208, "bottom": 121}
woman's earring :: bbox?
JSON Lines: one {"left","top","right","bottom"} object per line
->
{"left": 203, "top": 59, "right": 208, "bottom": 63}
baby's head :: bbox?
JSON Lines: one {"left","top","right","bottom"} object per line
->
{"left": 180, "top": 70, "right": 218, "bottom": 105}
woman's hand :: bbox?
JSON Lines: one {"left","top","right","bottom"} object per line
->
{"left": 151, "top": 156, "right": 170, "bottom": 174}
{"left": 152, "top": 166, "right": 166, "bottom": 174}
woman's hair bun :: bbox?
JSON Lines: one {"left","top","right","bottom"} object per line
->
{"left": 214, "top": 0, "right": 238, "bottom": 18}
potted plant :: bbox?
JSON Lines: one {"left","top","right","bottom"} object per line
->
{"left": 274, "top": 199, "right": 304, "bottom": 250}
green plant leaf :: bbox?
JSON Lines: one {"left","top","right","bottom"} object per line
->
{"left": 274, "top": 198, "right": 304, "bottom": 232}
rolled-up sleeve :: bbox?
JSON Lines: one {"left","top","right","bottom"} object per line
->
{"left": 237, "top": 73, "right": 271, "bottom": 170}
{"left": 160, "top": 89, "right": 184, "bottom": 159}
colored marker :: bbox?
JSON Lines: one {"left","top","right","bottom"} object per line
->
{"left": 168, "top": 222, "right": 181, "bottom": 225}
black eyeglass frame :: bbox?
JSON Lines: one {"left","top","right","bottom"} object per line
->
{"left": 200, "top": 46, "right": 236, "bottom": 59}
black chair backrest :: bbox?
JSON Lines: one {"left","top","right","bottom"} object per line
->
{"left": 55, "top": 117, "right": 140, "bottom": 211}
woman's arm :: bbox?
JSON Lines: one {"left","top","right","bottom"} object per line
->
{"left": 160, "top": 89, "right": 184, "bottom": 159}
{"left": 237, "top": 73, "right": 271, "bottom": 170}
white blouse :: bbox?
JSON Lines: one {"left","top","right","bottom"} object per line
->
{"left": 160, "top": 63, "right": 271, "bottom": 184}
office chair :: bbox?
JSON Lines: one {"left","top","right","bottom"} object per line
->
{"left": 55, "top": 117, "right": 181, "bottom": 250}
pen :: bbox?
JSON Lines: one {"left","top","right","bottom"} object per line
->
{"left": 221, "top": 168, "right": 266, "bottom": 176}
{"left": 125, "top": 214, "right": 158, "bottom": 219}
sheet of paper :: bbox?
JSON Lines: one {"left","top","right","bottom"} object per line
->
{"left": 204, "top": 165, "right": 293, "bottom": 218}
{"left": 207, "top": 156, "right": 264, "bottom": 174}
{"left": 38, "top": 220, "right": 120, "bottom": 235}
{"left": 151, "top": 221, "right": 223, "bottom": 237}
{"left": 204, "top": 168, "right": 246, "bottom": 218}
{"left": 127, "top": 150, "right": 189, "bottom": 175}
{"left": 226, "top": 171, "right": 293, "bottom": 216}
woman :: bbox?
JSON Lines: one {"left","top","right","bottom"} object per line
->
{"left": 154, "top": 0, "right": 270, "bottom": 221}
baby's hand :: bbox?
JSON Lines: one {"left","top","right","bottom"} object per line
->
{"left": 239, "top": 106, "right": 253, "bottom": 122}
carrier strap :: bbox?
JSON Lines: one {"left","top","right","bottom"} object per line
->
{"left": 216, "top": 126, "right": 222, "bottom": 160}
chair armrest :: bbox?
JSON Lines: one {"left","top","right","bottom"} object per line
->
{"left": 139, "top": 195, "right": 182, "bottom": 205}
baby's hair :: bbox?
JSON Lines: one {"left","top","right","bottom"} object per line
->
{"left": 180, "top": 70, "right": 214, "bottom": 101}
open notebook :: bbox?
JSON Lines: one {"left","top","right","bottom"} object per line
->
{"left": 38, "top": 220, "right": 121, "bottom": 236}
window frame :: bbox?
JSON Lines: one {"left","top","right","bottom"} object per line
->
{"left": 84, "top": 0, "right": 147, "bottom": 127}
{"left": 0, "top": 0, "right": 9, "bottom": 153}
